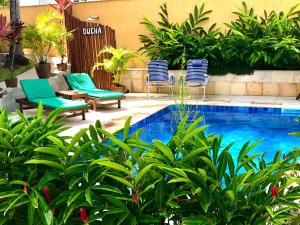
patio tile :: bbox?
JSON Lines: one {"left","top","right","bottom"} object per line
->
{"left": 231, "top": 96, "right": 254, "bottom": 103}
{"left": 251, "top": 96, "right": 277, "bottom": 104}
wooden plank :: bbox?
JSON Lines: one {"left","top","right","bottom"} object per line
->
{"left": 65, "top": 15, "right": 116, "bottom": 88}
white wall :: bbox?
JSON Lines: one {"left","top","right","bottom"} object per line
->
{"left": 20, "top": 0, "right": 49, "bottom": 6}
{"left": 20, "top": 0, "right": 96, "bottom": 6}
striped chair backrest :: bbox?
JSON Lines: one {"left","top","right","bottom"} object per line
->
{"left": 186, "top": 59, "right": 208, "bottom": 82}
{"left": 148, "top": 60, "right": 169, "bottom": 82}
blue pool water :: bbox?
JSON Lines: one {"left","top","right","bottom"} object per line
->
{"left": 126, "top": 105, "right": 300, "bottom": 162}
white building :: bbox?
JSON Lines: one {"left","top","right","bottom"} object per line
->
{"left": 20, "top": 0, "right": 92, "bottom": 6}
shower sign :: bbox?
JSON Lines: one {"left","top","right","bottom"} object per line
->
{"left": 82, "top": 26, "right": 102, "bottom": 35}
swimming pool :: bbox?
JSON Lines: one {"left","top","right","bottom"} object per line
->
{"left": 126, "top": 105, "right": 300, "bottom": 162}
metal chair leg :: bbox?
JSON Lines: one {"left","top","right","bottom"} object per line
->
{"left": 202, "top": 87, "right": 206, "bottom": 102}
{"left": 147, "top": 85, "right": 150, "bottom": 100}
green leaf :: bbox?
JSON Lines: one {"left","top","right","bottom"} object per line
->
{"left": 168, "top": 178, "right": 191, "bottom": 184}
{"left": 28, "top": 203, "right": 35, "bottom": 225}
{"left": 63, "top": 202, "right": 78, "bottom": 224}
{"left": 92, "top": 185, "right": 123, "bottom": 194}
{"left": 33, "top": 147, "right": 65, "bottom": 158}
{"left": 199, "top": 156, "right": 217, "bottom": 175}
{"left": 67, "top": 190, "right": 84, "bottom": 206}
{"left": 70, "top": 141, "right": 94, "bottom": 163}
{"left": 101, "top": 129, "right": 134, "bottom": 157}
{"left": 135, "top": 163, "right": 154, "bottom": 183}
{"left": 0, "top": 192, "right": 19, "bottom": 199}
{"left": 67, "top": 128, "right": 88, "bottom": 152}
{"left": 85, "top": 188, "right": 92, "bottom": 205}
{"left": 47, "top": 136, "right": 65, "bottom": 149}
{"left": 123, "top": 116, "right": 132, "bottom": 141}
{"left": 93, "top": 161, "right": 131, "bottom": 175}
{"left": 106, "top": 174, "right": 134, "bottom": 189}
{"left": 25, "top": 159, "right": 63, "bottom": 170}
{"left": 103, "top": 194, "right": 129, "bottom": 212}
{"left": 4, "top": 193, "right": 25, "bottom": 215}
{"left": 0, "top": 179, "right": 8, "bottom": 185}
{"left": 155, "top": 180, "right": 165, "bottom": 209}
{"left": 180, "top": 147, "right": 208, "bottom": 162}
{"left": 153, "top": 140, "right": 174, "bottom": 161}
{"left": 89, "top": 125, "right": 99, "bottom": 142}
{"left": 182, "top": 126, "right": 209, "bottom": 143}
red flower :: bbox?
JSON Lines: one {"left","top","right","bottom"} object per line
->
{"left": 79, "top": 208, "right": 89, "bottom": 223}
{"left": 23, "top": 184, "right": 28, "bottom": 195}
{"left": 133, "top": 194, "right": 139, "bottom": 204}
{"left": 43, "top": 187, "right": 52, "bottom": 202}
{"left": 271, "top": 186, "right": 279, "bottom": 198}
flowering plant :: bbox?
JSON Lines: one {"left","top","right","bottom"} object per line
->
{"left": 50, "top": 0, "right": 72, "bottom": 14}
{"left": 0, "top": 14, "right": 24, "bottom": 78}
{"left": 0, "top": 106, "right": 299, "bottom": 224}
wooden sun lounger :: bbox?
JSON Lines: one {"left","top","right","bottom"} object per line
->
{"left": 87, "top": 96, "right": 125, "bottom": 110}
{"left": 63, "top": 73, "right": 126, "bottom": 111}
{"left": 16, "top": 98, "right": 88, "bottom": 120}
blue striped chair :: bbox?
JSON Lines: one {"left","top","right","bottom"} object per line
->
{"left": 185, "top": 59, "right": 209, "bottom": 101}
{"left": 146, "top": 60, "right": 175, "bottom": 99}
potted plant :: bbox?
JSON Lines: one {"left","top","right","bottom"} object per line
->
{"left": 51, "top": 0, "right": 73, "bottom": 71}
{"left": 22, "top": 10, "right": 62, "bottom": 78}
{"left": 54, "top": 28, "right": 73, "bottom": 71}
{"left": 0, "top": 14, "right": 24, "bottom": 88}
{"left": 91, "top": 46, "right": 139, "bottom": 93}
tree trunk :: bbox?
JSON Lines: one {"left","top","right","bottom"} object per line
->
{"left": 9, "top": 0, "right": 23, "bottom": 56}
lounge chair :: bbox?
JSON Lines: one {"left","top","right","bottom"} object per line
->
{"left": 17, "top": 79, "right": 88, "bottom": 120}
{"left": 185, "top": 59, "right": 209, "bottom": 101}
{"left": 64, "top": 73, "right": 126, "bottom": 110}
{"left": 146, "top": 60, "right": 175, "bottom": 99}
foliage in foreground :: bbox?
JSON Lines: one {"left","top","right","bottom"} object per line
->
{"left": 139, "top": 2, "right": 300, "bottom": 74}
{"left": 0, "top": 106, "right": 299, "bottom": 225}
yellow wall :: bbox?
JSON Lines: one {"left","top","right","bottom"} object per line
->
{"left": 0, "top": 0, "right": 299, "bottom": 57}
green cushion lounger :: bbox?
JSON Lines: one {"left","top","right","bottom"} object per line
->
{"left": 64, "top": 73, "right": 126, "bottom": 110}
{"left": 17, "top": 79, "right": 89, "bottom": 120}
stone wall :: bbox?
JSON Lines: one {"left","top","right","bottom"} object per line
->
{"left": 122, "top": 69, "right": 300, "bottom": 97}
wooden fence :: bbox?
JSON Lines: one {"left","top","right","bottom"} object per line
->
{"left": 65, "top": 13, "right": 116, "bottom": 90}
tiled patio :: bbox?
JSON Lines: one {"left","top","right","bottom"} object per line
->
{"left": 57, "top": 93, "right": 300, "bottom": 136}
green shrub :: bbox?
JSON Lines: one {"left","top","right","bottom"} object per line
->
{"left": 0, "top": 108, "right": 299, "bottom": 224}
{"left": 139, "top": 3, "right": 221, "bottom": 72}
{"left": 139, "top": 2, "right": 300, "bottom": 74}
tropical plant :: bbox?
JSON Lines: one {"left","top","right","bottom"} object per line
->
{"left": 50, "top": 0, "right": 73, "bottom": 65}
{"left": 91, "top": 46, "right": 140, "bottom": 86}
{"left": 0, "top": 104, "right": 69, "bottom": 224}
{"left": 226, "top": 2, "right": 300, "bottom": 70}
{"left": 0, "top": 13, "right": 24, "bottom": 80}
{"left": 139, "top": 3, "right": 221, "bottom": 71}
{"left": 22, "top": 10, "right": 63, "bottom": 64}
{"left": 50, "top": 0, "right": 72, "bottom": 14}
{"left": 0, "top": 105, "right": 299, "bottom": 225}
{"left": 53, "top": 28, "right": 73, "bottom": 64}
{"left": 139, "top": 2, "right": 300, "bottom": 74}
